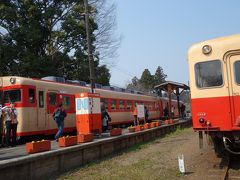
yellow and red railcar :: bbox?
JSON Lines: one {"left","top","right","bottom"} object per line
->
{"left": 0, "top": 76, "right": 180, "bottom": 139}
{"left": 188, "top": 34, "right": 240, "bottom": 155}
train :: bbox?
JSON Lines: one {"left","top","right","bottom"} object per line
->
{"left": 188, "top": 34, "right": 240, "bottom": 155}
{"left": 0, "top": 76, "right": 181, "bottom": 139}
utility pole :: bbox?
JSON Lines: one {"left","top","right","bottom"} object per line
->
{"left": 84, "top": 0, "right": 95, "bottom": 93}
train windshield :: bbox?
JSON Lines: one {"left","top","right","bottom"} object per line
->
{"left": 195, "top": 60, "right": 223, "bottom": 88}
{"left": 3, "top": 89, "right": 21, "bottom": 103}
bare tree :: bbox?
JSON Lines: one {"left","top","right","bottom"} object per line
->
{"left": 90, "top": 0, "right": 121, "bottom": 64}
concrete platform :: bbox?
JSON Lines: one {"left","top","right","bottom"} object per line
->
{"left": 0, "top": 119, "right": 191, "bottom": 180}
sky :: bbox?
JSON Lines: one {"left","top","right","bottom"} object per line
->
{"left": 109, "top": 0, "right": 240, "bottom": 88}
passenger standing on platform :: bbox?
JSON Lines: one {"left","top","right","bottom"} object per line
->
{"left": 132, "top": 104, "right": 139, "bottom": 126}
{"left": 171, "top": 105, "right": 175, "bottom": 117}
{"left": 2, "top": 102, "right": 18, "bottom": 147}
{"left": 144, "top": 106, "right": 149, "bottom": 123}
{"left": 53, "top": 104, "right": 67, "bottom": 141}
{"left": 101, "top": 103, "right": 111, "bottom": 132}
{"left": 163, "top": 106, "right": 169, "bottom": 119}
{"left": 180, "top": 104, "right": 186, "bottom": 118}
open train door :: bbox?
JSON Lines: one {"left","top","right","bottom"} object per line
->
{"left": 227, "top": 54, "right": 240, "bottom": 128}
{"left": 37, "top": 89, "right": 46, "bottom": 129}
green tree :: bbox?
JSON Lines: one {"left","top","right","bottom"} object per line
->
{"left": 154, "top": 66, "right": 167, "bottom": 85}
{"left": 126, "top": 66, "right": 168, "bottom": 93}
{"left": 127, "top": 76, "right": 141, "bottom": 91}
{"left": 139, "top": 69, "right": 154, "bottom": 91}
{"left": 0, "top": 0, "right": 115, "bottom": 85}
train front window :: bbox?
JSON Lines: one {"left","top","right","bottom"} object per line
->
{"left": 4, "top": 89, "right": 21, "bottom": 103}
{"left": 195, "top": 60, "right": 223, "bottom": 88}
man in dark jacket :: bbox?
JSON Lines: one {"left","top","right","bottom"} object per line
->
{"left": 53, "top": 104, "right": 67, "bottom": 141}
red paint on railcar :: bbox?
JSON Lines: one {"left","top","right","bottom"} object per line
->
{"left": 192, "top": 96, "right": 232, "bottom": 131}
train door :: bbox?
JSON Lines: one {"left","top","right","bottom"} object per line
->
{"left": 46, "top": 91, "right": 59, "bottom": 133}
{"left": 37, "top": 90, "right": 46, "bottom": 129}
{"left": 229, "top": 55, "right": 240, "bottom": 126}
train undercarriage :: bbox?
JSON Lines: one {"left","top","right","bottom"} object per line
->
{"left": 200, "top": 131, "right": 240, "bottom": 156}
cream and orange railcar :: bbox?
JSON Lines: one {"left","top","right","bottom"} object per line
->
{"left": 0, "top": 76, "right": 180, "bottom": 138}
{"left": 188, "top": 34, "right": 240, "bottom": 155}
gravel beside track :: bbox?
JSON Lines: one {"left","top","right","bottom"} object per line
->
{"left": 226, "top": 155, "right": 240, "bottom": 180}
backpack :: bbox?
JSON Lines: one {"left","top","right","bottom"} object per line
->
{"left": 54, "top": 108, "right": 62, "bottom": 120}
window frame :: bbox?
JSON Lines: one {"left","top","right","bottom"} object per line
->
{"left": 48, "top": 92, "right": 58, "bottom": 106}
{"left": 233, "top": 60, "right": 240, "bottom": 85}
{"left": 3, "top": 89, "right": 22, "bottom": 103}
{"left": 62, "top": 95, "right": 71, "bottom": 111}
{"left": 110, "top": 99, "right": 117, "bottom": 110}
{"left": 38, "top": 91, "right": 44, "bottom": 108}
{"left": 119, "top": 100, "right": 125, "bottom": 110}
{"left": 28, "top": 88, "right": 35, "bottom": 103}
{"left": 194, "top": 59, "right": 224, "bottom": 89}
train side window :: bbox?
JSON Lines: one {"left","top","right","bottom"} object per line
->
{"left": 28, "top": 89, "right": 35, "bottom": 103}
{"left": 119, "top": 100, "right": 125, "bottom": 110}
{"left": 62, "top": 96, "right": 71, "bottom": 110}
{"left": 149, "top": 103, "right": 153, "bottom": 110}
{"left": 39, "top": 91, "right": 44, "bottom": 108}
{"left": 110, "top": 99, "right": 117, "bottom": 110}
{"left": 144, "top": 102, "right": 149, "bottom": 109}
{"left": 234, "top": 61, "right": 240, "bottom": 84}
{"left": 48, "top": 92, "right": 57, "bottom": 106}
{"left": 127, "top": 101, "right": 132, "bottom": 110}
{"left": 195, "top": 60, "right": 223, "bottom": 88}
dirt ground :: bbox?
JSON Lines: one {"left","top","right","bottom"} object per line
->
{"left": 57, "top": 128, "right": 221, "bottom": 180}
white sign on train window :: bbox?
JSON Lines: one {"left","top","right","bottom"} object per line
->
{"left": 137, "top": 105, "right": 145, "bottom": 118}
{"left": 76, "top": 97, "right": 101, "bottom": 115}
{"left": 77, "top": 98, "right": 89, "bottom": 111}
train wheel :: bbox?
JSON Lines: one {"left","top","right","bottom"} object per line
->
{"left": 212, "top": 137, "right": 225, "bottom": 157}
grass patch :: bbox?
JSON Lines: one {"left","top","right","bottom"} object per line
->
{"left": 57, "top": 127, "right": 192, "bottom": 180}
{"left": 165, "top": 127, "right": 191, "bottom": 138}
{"left": 125, "top": 141, "right": 151, "bottom": 152}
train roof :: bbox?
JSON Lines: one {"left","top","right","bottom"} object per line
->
{"left": 0, "top": 76, "right": 159, "bottom": 100}
{"left": 188, "top": 34, "right": 240, "bottom": 61}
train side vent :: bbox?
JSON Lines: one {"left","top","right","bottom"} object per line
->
{"left": 78, "top": 81, "right": 87, "bottom": 86}
{"left": 95, "top": 83, "right": 102, "bottom": 89}
{"left": 126, "top": 89, "right": 132, "bottom": 93}
{"left": 41, "top": 76, "right": 65, "bottom": 83}
{"left": 66, "top": 80, "right": 87, "bottom": 86}
{"left": 102, "top": 86, "right": 111, "bottom": 90}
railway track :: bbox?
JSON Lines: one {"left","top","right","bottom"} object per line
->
{"left": 225, "top": 155, "right": 240, "bottom": 180}
{"left": 206, "top": 153, "right": 229, "bottom": 180}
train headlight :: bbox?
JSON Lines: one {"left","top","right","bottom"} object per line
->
{"left": 202, "top": 45, "right": 212, "bottom": 54}
{"left": 10, "top": 77, "right": 16, "bottom": 84}
{"left": 199, "top": 118, "right": 205, "bottom": 124}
